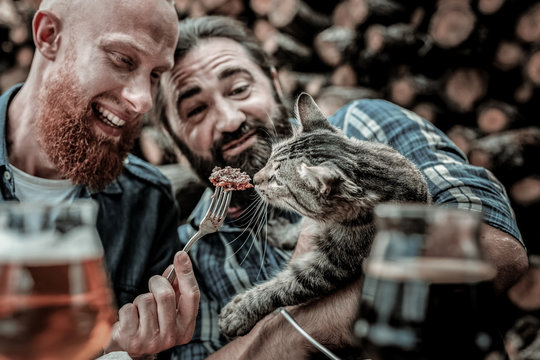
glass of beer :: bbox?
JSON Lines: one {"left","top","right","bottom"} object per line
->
{"left": 0, "top": 200, "right": 117, "bottom": 360}
{"left": 354, "top": 204, "right": 506, "bottom": 360}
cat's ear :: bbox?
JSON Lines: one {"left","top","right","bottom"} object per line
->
{"left": 295, "top": 93, "right": 336, "bottom": 133}
{"left": 299, "top": 163, "right": 341, "bottom": 196}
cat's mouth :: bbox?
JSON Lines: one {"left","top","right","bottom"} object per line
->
{"left": 221, "top": 130, "right": 257, "bottom": 159}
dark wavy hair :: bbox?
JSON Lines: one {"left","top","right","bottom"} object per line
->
{"left": 175, "top": 16, "right": 275, "bottom": 79}
{"left": 153, "top": 16, "right": 279, "bottom": 132}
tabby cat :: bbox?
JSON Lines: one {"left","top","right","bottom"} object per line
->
{"left": 218, "top": 93, "right": 430, "bottom": 338}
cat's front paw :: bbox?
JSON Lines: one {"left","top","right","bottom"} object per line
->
{"left": 218, "top": 292, "right": 260, "bottom": 338}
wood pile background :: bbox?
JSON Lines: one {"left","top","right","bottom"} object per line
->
{"left": 0, "top": 0, "right": 538, "bottom": 253}
{"left": 173, "top": 0, "right": 540, "bottom": 254}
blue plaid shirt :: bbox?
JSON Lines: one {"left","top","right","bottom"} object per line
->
{"left": 170, "top": 99, "right": 523, "bottom": 360}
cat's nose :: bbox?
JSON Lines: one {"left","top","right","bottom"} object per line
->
{"left": 253, "top": 170, "right": 264, "bottom": 184}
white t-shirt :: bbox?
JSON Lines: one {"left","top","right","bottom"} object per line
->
{"left": 10, "top": 164, "right": 83, "bottom": 203}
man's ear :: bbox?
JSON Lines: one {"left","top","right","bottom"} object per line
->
{"left": 32, "top": 10, "right": 62, "bottom": 60}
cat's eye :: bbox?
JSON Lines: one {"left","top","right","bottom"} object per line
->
{"left": 271, "top": 176, "right": 282, "bottom": 186}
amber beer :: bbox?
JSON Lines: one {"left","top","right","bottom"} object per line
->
{"left": 0, "top": 200, "right": 116, "bottom": 360}
{"left": 0, "top": 259, "right": 116, "bottom": 360}
{"left": 354, "top": 257, "right": 506, "bottom": 360}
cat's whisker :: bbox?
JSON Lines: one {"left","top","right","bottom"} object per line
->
{"left": 239, "top": 202, "right": 269, "bottom": 267}
{"left": 222, "top": 205, "right": 263, "bottom": 248}
{"left": 230, "top": 199, "right": 264, "bottom": 232}
{"left": 263, "top": 110, "right": 279, "bottom": 138}
{"left": 260, "top": 127, "right": 279, "bottom": 146}
{"left": 256, "top": 202, "right": 270, "bottom": 281}
{"left": 234, "top": 196, "right": 264, "bottom": 224}
{"left": 238, "top": 232, "right": 258, "bottom": 266}
{"left": 227, "top": 228, "right": 256, "bottom": 259}
{"left": 224, "top": 200, "right": 267, "bottom": 253}
{"left": 228, "top": 202, "right": 267, "bottom": 264}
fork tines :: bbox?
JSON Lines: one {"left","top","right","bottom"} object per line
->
{"left": 204, "top": 186, "right": 231, "bottom": 221}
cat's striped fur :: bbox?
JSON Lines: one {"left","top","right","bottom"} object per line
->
{"left": 218, "top": 93, "right": 430, "bottom": 338}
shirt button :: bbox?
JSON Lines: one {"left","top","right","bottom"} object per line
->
{"left": 3, "top": 171, "right": 11, "bottom": 180}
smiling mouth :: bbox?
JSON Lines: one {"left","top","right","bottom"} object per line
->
{"left": 221, "top": 129, "right": 257, "bottom": 156}
{"left": 93, "top": 104, "right": 126, "bottom": 129}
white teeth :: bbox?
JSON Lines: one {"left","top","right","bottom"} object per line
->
{"left": 96, "top": 105, "right": 126, "bottom": 128}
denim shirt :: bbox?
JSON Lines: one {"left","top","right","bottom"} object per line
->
{"left": 1, "top": 84, "right": 181, "bottom": 307}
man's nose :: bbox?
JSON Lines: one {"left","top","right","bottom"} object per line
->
{"left": 214, "top": 99, "right": 246, "bottom": 133}
{"left": 122, "top": 74, "right": 153, "bottom": 114}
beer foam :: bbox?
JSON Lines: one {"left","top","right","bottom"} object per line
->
{"left": 364, "top": 258, "right": 496, "bottom": 283}
{"left": 0, "top": 227, "right": 103, "bottom": 264}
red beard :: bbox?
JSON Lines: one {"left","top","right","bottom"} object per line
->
{"left": 37, "top": 72, "right": 141, "bottom": 191}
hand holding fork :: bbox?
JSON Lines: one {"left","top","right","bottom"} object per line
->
{"left": 166, "top": 186, "right": 232, "bottom": 283}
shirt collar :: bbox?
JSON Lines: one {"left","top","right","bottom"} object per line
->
{"left": 0, "top": 84, "right": 23, "bottom": 169}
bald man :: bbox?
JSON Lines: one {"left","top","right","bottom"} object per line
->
{"left": 0, "top": 0, "right": 199, "bottom": 357}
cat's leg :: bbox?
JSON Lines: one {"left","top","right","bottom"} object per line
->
{"left": 218, "top": 249, "right": 355, "bottom": 338}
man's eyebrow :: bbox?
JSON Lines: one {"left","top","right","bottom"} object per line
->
{"left": 101, "top": 36, "right": 150, "bottom": 57}
{"left": 177, "top": 67, "right": 254, "bottom": 107}
{"left": 177, "top": 86, "right": 202, "bottom": 106}
{"left": 100, "top": 35, "right": 173, "bottom": 70}
{"left": 218, "top": 67, "right": 254, "bottom": 81}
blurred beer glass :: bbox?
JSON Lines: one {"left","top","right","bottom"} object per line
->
{"left": 354, "top": 204, "right": 506, "bottom": 360}
{"left": 0, "top": 200, "right": 116, "bottom": 360}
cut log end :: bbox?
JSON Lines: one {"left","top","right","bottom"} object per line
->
{"left": 510, "top": 176, "right": 540, "bottom": 206}
{"left": 444, "top": 68, "right": 488, "bottom": 113}
{"left": 428, "top": 3, "right": 476, "bottom": 48}
{"left": 515, "top": 3, "right": 540, "bottom": 44}
{"left": 525, "top": 49, "right": 540, "bottom": 86}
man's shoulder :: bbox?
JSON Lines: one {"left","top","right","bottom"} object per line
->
{"left": 329, "top": 98, "right": 413, "bottom": 139}
{"left": 330, "top": 98, "right": 402, "bottom": 122}
{"left": 336, "top": 98, "right": 405, "bottom": 118}
{"left": 121, "top": 154, "right": 172, "bottom": 190}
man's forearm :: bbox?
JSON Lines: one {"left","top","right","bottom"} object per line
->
{"left": 208, "top": 279, "right": 362, "bottom": 360}
{"left": 279, "top": 279, "right": 362, "bottom": 351}
{"left": 479, "top": 223, "right": 528, "bottom": 293}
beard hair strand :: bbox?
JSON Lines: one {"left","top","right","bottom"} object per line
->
{"left": 37, "top": 71, "right": 140, "bottom": 191}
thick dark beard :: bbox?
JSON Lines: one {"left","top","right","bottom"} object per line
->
{"left": 175, "top": 102, "right": 292, "bottom": 209}
{"left": 37, "top": 71, "right": 140, "bottom": 191}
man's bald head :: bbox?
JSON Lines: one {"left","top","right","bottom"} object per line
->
{"left": 37, "top": 0, "right": 176, "bottom": 34}
{"left": 22, "top": 0, "right": 179, "bottom": 189}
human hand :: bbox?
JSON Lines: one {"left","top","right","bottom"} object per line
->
{"left": 104, "top": 251, "right": 200, "bottom": 358}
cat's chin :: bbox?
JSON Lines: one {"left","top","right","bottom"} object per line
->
{"left": 254, "top": 189, "right": 273, "bottom": 204}
{"left": 257, "top": 193, "right": 302, "bottom": 217}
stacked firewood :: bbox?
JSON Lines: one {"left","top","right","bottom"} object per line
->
{"left": 173, "top": 0, "right": 540, "bottom": 255}
{"left": 1, "top": 0, "right": 538, "bottom": 251}
{"left": 0, "top": 0, "right": 35, "bottom": 92}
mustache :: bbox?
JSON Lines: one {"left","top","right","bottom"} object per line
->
{"left": 213, "top": 119, "right": 274, "bottom": 153}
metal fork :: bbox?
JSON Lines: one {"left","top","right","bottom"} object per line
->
{"left": 166, "top": 186, "right": 232, "bottom": 283}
